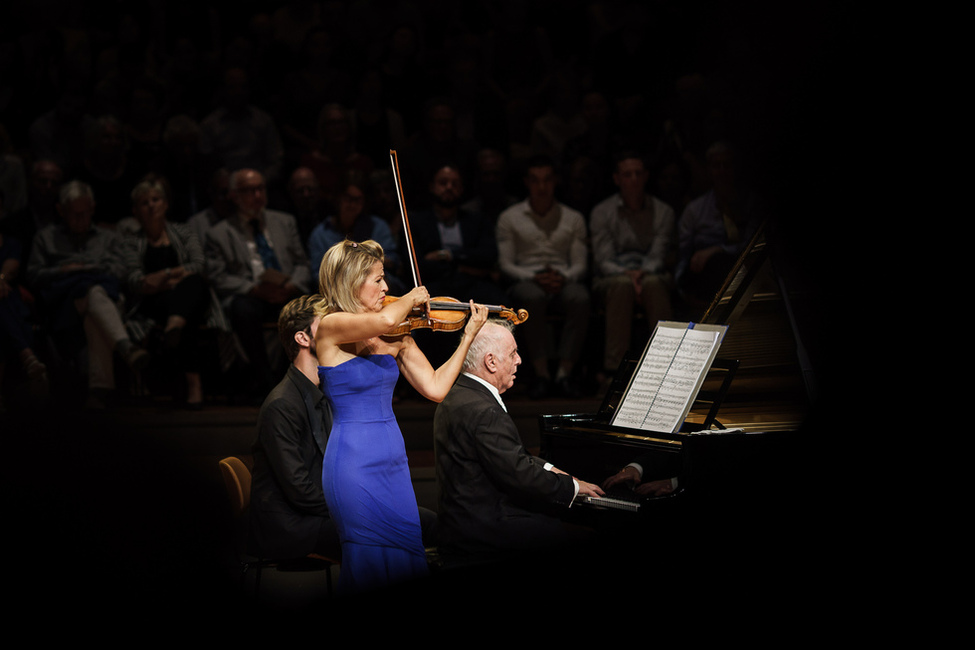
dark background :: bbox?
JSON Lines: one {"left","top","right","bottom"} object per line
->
{"left": 1, "top": 0, "right": 863, "bottom": 627}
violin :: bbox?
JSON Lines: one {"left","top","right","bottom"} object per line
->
{"left": 386, "top": 150, "right": 528, "bottom": 337}
{"left": 382, "top": 295, "right": 529, "bottom": 337}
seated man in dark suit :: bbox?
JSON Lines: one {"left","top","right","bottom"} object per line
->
{"left": 407, "top": 163, "right": 511, "bottom": 367}
{"left": 433, "top": 321, "right": 603, "bottom": 565}
{"left": 249, "top": 294, "right": 338, "bottom": 560}
{"left": 408, "top": 163, "right": 508, "bottom": 307}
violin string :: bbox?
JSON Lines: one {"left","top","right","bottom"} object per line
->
{"left": 428, "top": 301, "right": 506, "bottom": 311}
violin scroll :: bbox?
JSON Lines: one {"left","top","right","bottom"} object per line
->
{"left": 495, "top": 306, "right": 529, "bottom": 326}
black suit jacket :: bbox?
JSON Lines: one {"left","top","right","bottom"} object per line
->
{"left": 409, "top": 207, "right": 498, "bottom": 280}
{"left": 434, "top": 374, "right": 577, "bottom": 558}
{"left": 249, "top": 364, "right": 337, "bottom": 558}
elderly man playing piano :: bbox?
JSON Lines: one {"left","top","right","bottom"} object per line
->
{"left": 433, "top": 321, "right": 603, "bottom": 567}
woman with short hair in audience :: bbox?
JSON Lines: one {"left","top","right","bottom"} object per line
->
{"left": 119, "top": 174, "right": 209, "bottom": 408}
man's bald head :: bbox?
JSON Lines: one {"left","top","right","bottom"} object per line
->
{"left": 462, "top": 322, "right": 521, "bottom": 394}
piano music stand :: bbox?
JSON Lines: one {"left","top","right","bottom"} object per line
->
{"left": 680, "top": 357, "right": 739, "bottom": 432}
{"left": 594, "top": 356, "right": 638, "bottom": 422}
{"left": 595, "top": 353, "right": 739, "bottom": 433}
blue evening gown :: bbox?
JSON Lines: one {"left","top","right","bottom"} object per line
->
{"left": 319, "top": 354, "right": 428, "bottom": 593}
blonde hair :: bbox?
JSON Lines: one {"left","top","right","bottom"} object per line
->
{"left": 317, "top": 239, "right": 385, "bottom": 315}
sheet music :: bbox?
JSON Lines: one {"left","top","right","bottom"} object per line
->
{"left": 611, "top": 322, "right": 726, "bottom": 433}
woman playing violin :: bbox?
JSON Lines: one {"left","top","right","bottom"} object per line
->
{"left": 313, "top": 238, "right": 487, "bottom": 593}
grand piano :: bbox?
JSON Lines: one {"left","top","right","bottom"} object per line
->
{"left": 539, "top": 220, "right": 815, "bottom": 536}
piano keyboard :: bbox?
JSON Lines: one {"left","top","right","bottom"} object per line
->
{"left": 578, "top": 494, "right": 641, "bottom": 512}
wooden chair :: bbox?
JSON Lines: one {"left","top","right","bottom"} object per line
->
{"left": 218, "top": 456, "right": 338, "bottom": 599}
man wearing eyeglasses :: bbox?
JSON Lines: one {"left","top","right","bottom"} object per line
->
{"left": 205, "top": 168, "right": 311, "bottom": 401}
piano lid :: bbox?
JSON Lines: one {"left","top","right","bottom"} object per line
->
{"left": 569, "top": 218, "right": 813, "bottom": 436}
{"left": 690, "top": 219, "right": 815, "bottom": 430}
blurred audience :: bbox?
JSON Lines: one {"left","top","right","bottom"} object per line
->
{"left": 0, "top": 126, "right": 27, "bottom": 216}
{"left": 0, "top": 1, "right": 776, "bottom": 410}
{"left": 0, "top": 159, "right": 64, "bottom": 267}
{"left": 27, "top": 84, "right": 95, "bottom": 179}
{"left": 399, "top": 96, "right": 479, "bottom": 204}
{"left": 0, "top": 210, "right": 48, "bottom": 411}
{"left": 675, "top": 141, "right": 764, "bottom": 311}
{"left": 151, "top": 115, "right": 213, "bottom": 221}
{"left": 408, "top": 163, "right": 508, "bottom": 306}
{"left": 76, "top": 115, "right": 143, "bottom": 228}
{"left": 306, "top": 168, "right": 404, "bottom": 294}
{"left": 27, "top": 180, "right": 147, "bottom": 409}
{"left": 118, "top": 175, "right": 210, "bottom": 408}
{"left": 496, "top": 154, "right": 590, "bottom": 399}
{"left": 199, "top": 67, "right": 285, "bottom": 189}
{"left": 205, "top": 168, "right": 309, "bottom": 401}
{"left": 590, "top": 151, "right": 676, "bottom": 377}
{"left": 299, "top": 103, "right": 375, "bottom": 205}
{"left": 281, "top": 166, "right": 328, "bottom": 245}
{"left": 187, "top": 168, "right": 234, "bottom": 247}
{"left": 461, "top": 148, "right": 518, "bottom": 224}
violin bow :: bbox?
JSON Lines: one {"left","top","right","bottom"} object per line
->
{"left": 389, "top": 150, "right": 422, "bottom": 289}
{"left": 389, "top": 150, "right": 429, "bottom": 317}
